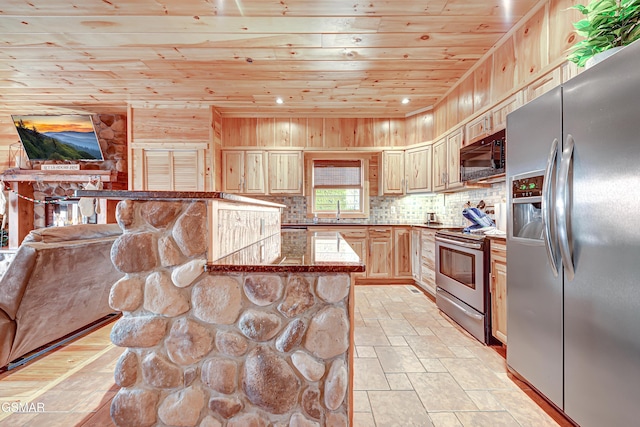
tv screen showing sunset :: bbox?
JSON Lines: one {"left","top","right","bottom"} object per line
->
{"left": 12, "top": 114, "right": 104, "bottom": 161}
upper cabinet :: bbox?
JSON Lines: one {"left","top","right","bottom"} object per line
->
{"left": 491, "top": 92, "right": 524, "bottom": 133}
{"left": 432, "top": 137, "right": 447, "bottom": 192}
{"left": 524, "top": 67, "right": 562, "bottom": 103}
{"left": 222, "top": 150, "right": 266, "bottom": 194}
{"left": 464, "top": 112, "right": 492, "bottom": 147}
{"left": 405, "top": 145, "right": 432, "bottom": 193}
{"left": 379, "top": 150, "right": 405, "bottom": 195}
{"left": 134, "top": 148, "right": 205, "bottom": 191}
{"left": 432, "top": 127, "right": 463, "bottom": 192}
{"left": 268, "top": 151, "right": 303, "bottom": 194}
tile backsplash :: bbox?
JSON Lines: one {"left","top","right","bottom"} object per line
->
{"left": 259, "top": 182, "right": 507, "bottom": 226}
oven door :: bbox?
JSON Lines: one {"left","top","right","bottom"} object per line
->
{"left": 435, "top": 235, "right": 485, "bottom": 313}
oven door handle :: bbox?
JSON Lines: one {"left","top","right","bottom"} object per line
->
{"left": 436, "top": 289, "right": 483, "bottom": 320}
{"left": 435, "top": 236, "right": 483, "bottom": 250}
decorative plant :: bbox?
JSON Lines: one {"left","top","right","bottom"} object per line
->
{"left": 568, "top": 0, "right": 640, "bottom": 67}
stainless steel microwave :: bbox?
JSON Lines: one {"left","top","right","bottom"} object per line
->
{"left": 460, "top": 130, "right": 506, "bottom": 182}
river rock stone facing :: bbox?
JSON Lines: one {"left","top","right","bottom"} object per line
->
{"left": 192, "top": 276, "right": 242, "bottom": 324}
{"left": 143, "top": 271, "right": 189, "bottom": 317}
{"left": 201, "top": 358, "right": 237, "bottom": 394}
{"left": 111, "top": 316, "right": 167, "bottom": 348}
{"left": 166, "top": 318, "right": 214, "bottom": 365}
{"left": 109, "top": 276, "right": 144, "bottom": 312}
{"left": 158, "top": 235, "right": 185, "bottom": 267}
{"left": 172, "top": 201, "right": 208, "bottom": 256}
{"left": 108, "top": 198, "right": 351, "bottom": 426}
{"left": 158, "top": 386, "right": 205, "bottom": 427}
{"left": 238, "top": 309, "right": 283, "bottom": 341}
{"left": 304, "top": 306, "right": 350, "bottom": 359}
{"left": 316, "top": 274, "right": 349, "bottom": 303}
{"left": 142, "top": 352, "right": 183, "bottom": 389}
{"left": 111, "top": 232, "right": 158, "bottom": 273}
{"left": 244, "top": 275, "right": 283, "bottom": 306}
{"left": 215, "top": 330, "right": 248, "bottom": 357}
{"left": 111, "top": 389, "right": 158, "bottom": 427}
{"left": 114, "top": 350, "right": 138, "bottom": 388}
{"left": 275, "top": 318, "right": 306, "bottom": 353}
{"left": 278, "top": 276, "right": 315, "bottom": 318}
{"left": 140, "top": 201, "right": 183, "bottom": 228}
{"left": 243, "top": 346, "right": 300, "bottom": 414}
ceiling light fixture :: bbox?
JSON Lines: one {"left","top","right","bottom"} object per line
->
{"left": 402, "top": 98, "right": 410, "bottom": 104}
{"left": 276, "top": 98, "right": 284, "bottom": 104}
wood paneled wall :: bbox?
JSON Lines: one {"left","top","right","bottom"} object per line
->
{"left": 220, "top": 116, "right": 429, "bottom": 149}
{"left": 433, "top": 0, "right": 586, "bottom": 138}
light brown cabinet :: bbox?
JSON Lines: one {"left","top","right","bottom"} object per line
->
{"left": 464, "top": 113, "right": 492, "bottom": 147}
{"left": 490, "top": 239, "right": 507, "bottom": 344}
{"left": 222, "top": 150, "right": 266, "bottom": 194}
{"left": 446, "top": 128, "right": 463, "bottom": 190}
{"left": 419, "top": 229, "right": 437, "bottom": 296}
{"left": 432, "top": 137, "right": 447, "bottom": 192}
{"left": 491, "top": 92, "right": 523, "bottom": 133}
{"left": 410, "top": 228, "right": 421, "bottom": 282}
{"left": 267, "top": 151, "right": 303, "bottom": 194}
{"left": 339, "top": 228, "right": 368, "bottom": 280}
{"left": 524, "top": 67, "right": 561, "bottom": 103}
{"left": 380, "top": 150, "right": 405, "bottom": 195}
{"left": 405, "top": 145, "right": 432, "bottom": 193}
{"left": 432, "top": 127, "right": 463, "bottom": 192}
{"left": 393, "top": 227, "right": 412, "bottom": 279}
{"left": 136, "top": 148, "right": 204, "bottom": 191}
{"left": 367, "top": 227, "right": 393, "bottom": 279}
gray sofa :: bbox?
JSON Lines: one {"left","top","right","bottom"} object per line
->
{"left": 0, "top": 224, "right": 123, "bottom": 368}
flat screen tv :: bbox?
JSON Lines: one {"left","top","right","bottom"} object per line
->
{"left": 12, "top": 114, "right": 104, "bottom": 161}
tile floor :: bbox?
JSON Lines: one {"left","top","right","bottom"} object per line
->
{"left": 352, "top": 285, "right": 567, "bottom": 427}
{"left": 0, "top": 284, "right": 570, "bottom": 426}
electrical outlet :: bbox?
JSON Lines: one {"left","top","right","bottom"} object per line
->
{"left": 390, "top": 206, "right": 396, "bottom": 215}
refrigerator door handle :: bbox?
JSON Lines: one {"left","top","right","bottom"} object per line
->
{"left": 557, "top": 134, "right": 575, "bottom": 281}
{"left": 542, "top": 138, "right": 560, "bottom": 277}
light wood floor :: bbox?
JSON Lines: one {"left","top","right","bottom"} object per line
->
{"left": 0, "top": 285, "right": 573, "bottom": 427}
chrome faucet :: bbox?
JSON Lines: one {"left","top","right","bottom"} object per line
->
{"left": 336, "top": 200, "right": 341, "bottom": 221}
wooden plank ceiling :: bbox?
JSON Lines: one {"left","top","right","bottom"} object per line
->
{"left": 0, "top": 0, "right": 540, "bottom": 117}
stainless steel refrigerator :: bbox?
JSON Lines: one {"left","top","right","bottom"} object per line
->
{"left": 506, "top": 39, "right": 640, "bottom": 427}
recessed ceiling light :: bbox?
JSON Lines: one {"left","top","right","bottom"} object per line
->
{"left": 276, "top": 98, "right": 284, "bottom": 104}
{"left": 402, "top": 98, "right": 410, "bottom": 104}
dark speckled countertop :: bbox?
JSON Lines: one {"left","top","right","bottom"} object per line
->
{"left": 282, "top": 223, "right": 464, "bottom": 231}
{"left": 206, "top": 229, "right": 365, "bottom": 274}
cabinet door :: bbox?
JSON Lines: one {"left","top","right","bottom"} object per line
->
{"left": 380, "top": 150, "right": 405, "bottom": 195}
{"left": 405, "top": 145, "right": 432, "bottom": 193}
{"left": 367, "top": 228, "right": 392, "bottom": 278}
{"left": 222, "top": 151, "right": 245, "bottom": 193}
{"left": 491, "top": 92, "right": 523, "bottom": 133}
{"left": 432, "top": 138, "right": 447, "bottom": 192}
{"left": 446, "top": 128, "right": 463, "bottom": 190}
{"left": 268, "top": 151, "right": 303, "bottom": 194}
{"left": 244, "top": 151, "right": 266, "bottom": 194}
{"left": 524, "top": 67, "right": 561, "bottom": 103}
{"left": 142, "top": 149, "right": 203, "bottom": 191}
{"left": 464, "top": 113, "right": 491, "bottom": 147}
{"left": 393, "top": 227, "right": 412, "bottom": 278}
{"left": 490, "top": 240, "right": 508, "bottom": 344}
{"left": 411, "top": 228, "right": 421, "bottom": 282}
{"left": 341, "top": 229, "right": 367, "bottom": 280}
{"left": 420, "top": 229, "right": 436, "bottom": 296}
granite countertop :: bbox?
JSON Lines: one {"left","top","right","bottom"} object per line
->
{"left": 206, "top": 229, "right": 365, "bottom": 273}
{"left": 74, "top": 190, "right": 285, "bottom": 209}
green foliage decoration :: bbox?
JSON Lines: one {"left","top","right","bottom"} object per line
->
{"left": 568, "top": 0, "right": 640, "bottom": 67}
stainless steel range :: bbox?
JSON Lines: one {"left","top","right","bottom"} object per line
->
{"left": 434, "top": 230, "right": 490, "bottom": 343}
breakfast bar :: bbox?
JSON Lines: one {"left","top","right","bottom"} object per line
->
{"left": 75, "top": 190, "right": 363, "bottom": 427}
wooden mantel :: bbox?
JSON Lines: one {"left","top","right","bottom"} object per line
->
{"left": 0, "top": 169, "right": 117, "bottom": 183}
{"left": 0, "top": 169, "right": 119, "bottom": 249}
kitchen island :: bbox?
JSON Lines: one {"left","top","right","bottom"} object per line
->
{"left": 76, "top": 190, "right": 363, "bottom": 427}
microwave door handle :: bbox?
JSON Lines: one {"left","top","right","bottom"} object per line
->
{"left": 542, "top": 138, "right": 560, "bottom": 277}
{"left": 556, "top": 134, "right": 575, "bottom": 281}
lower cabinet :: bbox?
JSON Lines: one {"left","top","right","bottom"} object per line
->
{"left": 490, "top": 238, "right": 507, "bottom": 344}
{"left": 419, "top": 229, "right": 437, "bottom": 296}
{"left": 393, "top": 227, "right": 412, "bottom": 279}
{"left": 307, "top": 225, "right": 412, "bottom": 281}
{"left": 410, "top": 228, "right": 422, "bottom": 282}
{"left": 367, "top": 228, "right": 393, "bottom": 279}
